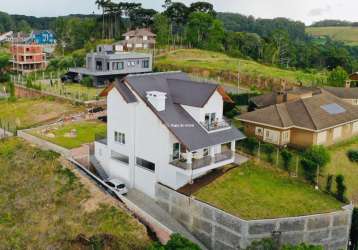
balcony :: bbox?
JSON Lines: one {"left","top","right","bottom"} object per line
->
{"left": 200, "top": 119, "right": 231, "bottom": 132}
{"left": 170, "top": 150, "right": 234, "bottom": 171}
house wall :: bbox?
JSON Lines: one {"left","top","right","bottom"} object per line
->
{"left": 183, "top": 91, "right": 224, "bottom": 124}
{"left": 290, "top": 128, "right": 315, "bottom": 148}
{"left": 156, "top": 184, "right": 353, "bottom": 250}
{"left": 242, "top": 120, "right": 358, "bottom": 149}
{"left": 97, "top": 87, "right": 193, "bottom": 197}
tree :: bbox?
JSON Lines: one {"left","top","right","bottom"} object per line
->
{"left": 129, "top": 7, "right": 157, "bottom": 28}
{"left": 189, "top": 2, "right": 216, "bottom": 16}
{"left": 335, "top": 175, "right": 347, "bottom": 202}
{"left": 0, "top": 53, "right": 10, "bottom": 72}
{"left": 325, "top": 174, "right": 333, "bottom": 193}
{"left": 327, "top": 66, "right": 348, "bottom": 87}
{"left": 281, "top": 149, "right": 293, "bottom": 171}
{"left": 153, "top": 14, "right": 170, "bottom": 46}
{"left": 243, "top": 137, "right": 259, "bottom": 155}
{"left": 262, "top": 143, "right": 275, "bottom": 163}
{"left": 301, "top": 146, "right": 331, "bottom": 184}
{"left": 17, "top": 20, "right": 31, "bottom": 33}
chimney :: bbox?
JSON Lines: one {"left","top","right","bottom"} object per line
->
{"left": 146, "top": 91, "right": 167, "bottom": 112}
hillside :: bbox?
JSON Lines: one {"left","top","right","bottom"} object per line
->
{"left": 306, "top": 26, "right": 358, "bottom": 46}
{"left": 155, "top": 49, "right": 326, "bottom": 90}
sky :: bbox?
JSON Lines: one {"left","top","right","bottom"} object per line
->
{"left": 0, "top": 0, "right": 358, "bottom": 25}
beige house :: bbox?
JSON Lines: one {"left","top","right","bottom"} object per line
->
{"left": 239, "top": 91, "right": 358, "bottom": 148}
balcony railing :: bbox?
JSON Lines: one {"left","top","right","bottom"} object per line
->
{"left": 170, "top": 150, "right": 234, "bottom": 171}
{"left": 200, "top": 119, "right": 231, "bottom": 132}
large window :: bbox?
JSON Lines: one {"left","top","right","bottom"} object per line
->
{"left": 111, "top": 150, "right": 129, "bottom": 164}
{"left": 136, "top": 157, "right": 155, "bottom": 172}
{"left": 112, "top": 61, "right": 124, "bottom": 70}
{"left": 114, "top": 131, "right": 125, "bottom": 144}
{"left": 142, "top": 60, "right": 150, "bottom": 68}
{"left": 333, "top": 127, "right": 342, "bottom": 140}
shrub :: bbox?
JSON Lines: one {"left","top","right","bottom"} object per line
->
{"left": 80, "top": 76, "right": 93, "bottom": 87}
{"left": 243, "top": 137, "right": 259, "bottom": 155}
{"left": 335, "top": 174, "right": 347, "bottom": 202}
{"left": 347, "top": 149, "right": 358, "bottom": 163}
{"left": 262, "top": 143, "right": 275, "bottom": 163}
{"left": 325, "top": 174, "right": 334, "bottom": 194}
{"left": 302, "top": 145, "right": 330, "bottom": 171}
{"left": 149, "top": 233, "right": 200, "bottom": 250}
{"left": 300, "top": 158, "right": 317, "bottom": 184}
{"left": 281, "top": 149, "right": 293, "bottom": 171}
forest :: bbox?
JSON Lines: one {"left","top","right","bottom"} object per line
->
{"left": 1, "top": 0, "right": 358, "bottom": 80}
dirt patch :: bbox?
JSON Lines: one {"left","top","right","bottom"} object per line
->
{"left": 60, "top": 158, "right": 125, "bottom": 213}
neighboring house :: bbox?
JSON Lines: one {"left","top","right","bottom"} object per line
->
{"left": 324, "top": 87, "right": 358, "bottom": 105}
{"left": 115, "top": 28, "right": 156, "bottom": 51}
{"left": 0, "top": 31, "right": 13, "bottom": 43}
{"left": 10, "top": 43, "right": 47, "bottom": 73}
{"left": 239, "top": 91, "right": 358, "bottom": 148}
{"left": 249, "top": 87, "right": 321, "bottom": 110}
{"left": 29, "top": 30, "right": 56, "bottom": 45}
{"left": 69, "top": 44, "right": 153, "bottom": 87}
{"left": 94, "top": 72, "right": 245, "bottom": 197}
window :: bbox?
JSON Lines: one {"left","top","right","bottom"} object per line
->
{"left": 353, "top": 99, "right": 358, "bottom": 105}
{"left": 281, "top": 131, "right": 290, "bottom": 144}
{"left": 353, "top": 122, "right": 358, "bottom": 133}
{"left": 317, "top": 131, "right": 327, "bottom": 145}
{"left": 203, "top": 148, "right": 209, "bottom": 157}
{"left": 114, "top": 132, "right": 125, "bottom": 144}
{"left": 263, "top": 129, "right": 280, "bottom": 144}
{"left": 333, "top": 127, "right": 342, "bottom": 140}
{"left": 142, "top": 60, "right": 149, "bottom": 68}
{"left": 112, "top": 62, "right": 124, "bottom": 70}
{"left": 255, "top": 127, "right": 263, "bottom": 136}
{"left": 111, "top": 150, "right": 129, "bottom": 164}
{"left": 205, "top": 113, "right": 216, "bottom": 125}
{"left": 136, "top": 157, "right": 155, "bottom": 172}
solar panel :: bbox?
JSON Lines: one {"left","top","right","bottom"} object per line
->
{"left": 321, "top": 103, "right": 346, "bottom": 114}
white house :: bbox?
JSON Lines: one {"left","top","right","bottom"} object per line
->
{"left": 94, "top": 72, "right": 245, "bottom": 197}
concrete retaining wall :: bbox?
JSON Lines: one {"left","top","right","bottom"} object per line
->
{"left": 155, "top": 184, "right": 352, "bottom": 250}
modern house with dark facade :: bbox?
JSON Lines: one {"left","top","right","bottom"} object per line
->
{"left": 69, "top": 44, "right": 153, "bottom": 86}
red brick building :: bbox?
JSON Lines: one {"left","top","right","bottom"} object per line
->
{"left": 10, "top": 44, "right": 47, "bottom": 73}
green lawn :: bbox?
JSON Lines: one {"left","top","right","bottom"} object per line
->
{"left": 195, "top": 162, "right": 343, "bottom": 220}
{"left": 323, "top": 138, "right": 358, "bottom": 203}
{"left": 155, "top": 49, "right": 326, "bottom": 87}
{"left": 306, "top": 26, "right": 358, "bottom": 46}
{"left": 30, "top": 121, "right": 107, "bottom": 149}
{"left": 0, "top": 98, "right": 84, "bottom": 130}
{"left": 0, "top": 138, "right": 151, "bottom": 249}
{"left": 40, "top": 82, "right": 104, "bottom": 101}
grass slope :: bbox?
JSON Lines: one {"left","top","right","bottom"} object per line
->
{"left": 306, "top": 26, "right": 358, "bottom": 46}
{"left": 30, "top": 121, "right": 107, "bottom": 149}
{"left": 0, "top": 138, "right": 151, "bottom": 249}
{"left": 195, "top": 162, "right": 343, "bottom": 219}
{"left": 0, "top": 98, "right": 84, "bottom": 130}
{"left": 324, "top": 139, "right": 358, "bottom": 203}
{"left": 155, "top": 49, "right": 324, "bottom": 87}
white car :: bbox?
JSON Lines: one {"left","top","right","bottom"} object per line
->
{"left": 105, "top": 178, "right": 128, "bottom": 195}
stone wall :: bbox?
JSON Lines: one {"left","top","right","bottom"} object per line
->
{"left": 155, "top": 184, "right": 353, "bottom": 250}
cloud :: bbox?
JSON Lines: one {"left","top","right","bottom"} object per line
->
{"left": 307, "top": 5, "right": 331, "bottom": 17}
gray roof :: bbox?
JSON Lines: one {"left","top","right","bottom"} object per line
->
{"left": 324, "top": 87, "right": 358, "bottom": 99}
{"left": 123, "top": 72, "right": 245, "bottom": 151}
{"left": 167, "top": 79, "right": 218, "bottom": 107}
{"left": 114, "top": 80, "right": 137, "bottom": 103}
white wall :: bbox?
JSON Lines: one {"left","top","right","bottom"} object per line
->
{"left": 182, "top": 90, "right": 223, "bottom": 124}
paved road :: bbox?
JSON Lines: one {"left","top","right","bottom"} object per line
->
{"left": 126, "top": 189, "right": 207, "bottom": 250}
